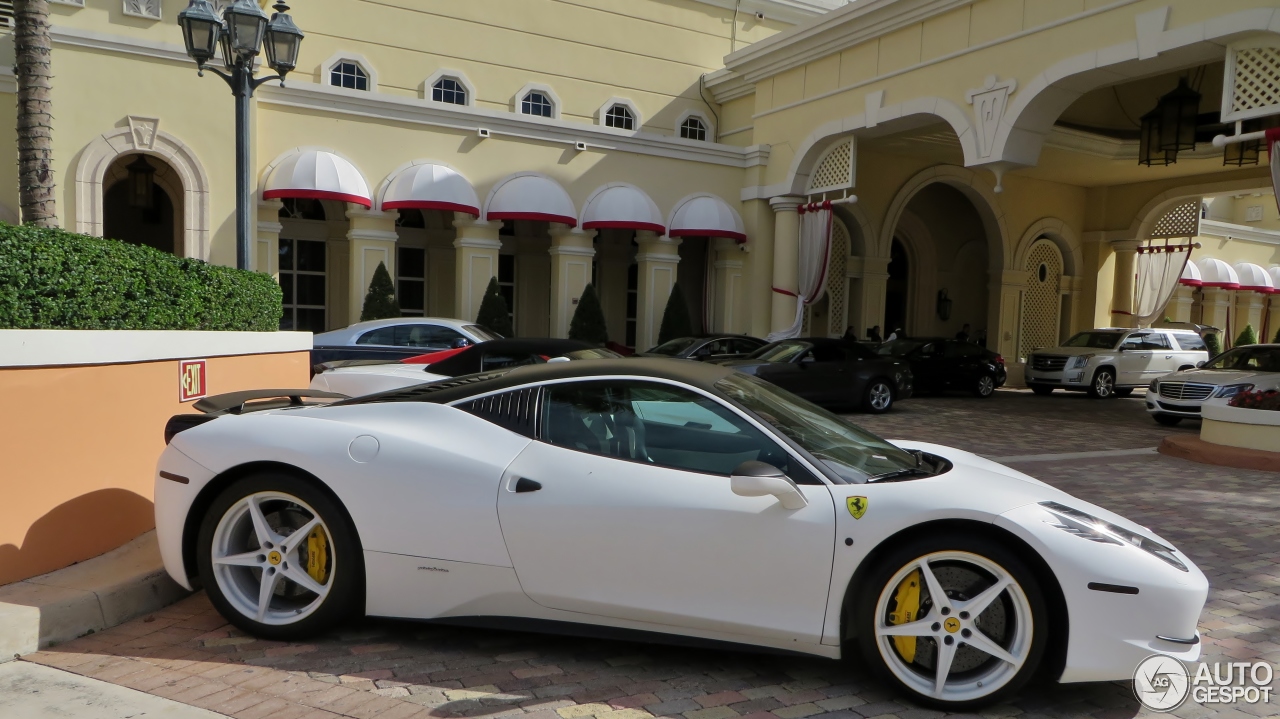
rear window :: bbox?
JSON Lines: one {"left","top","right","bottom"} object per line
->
{"left": 1175, "top": 334, "right": 1208, "bottom": 352}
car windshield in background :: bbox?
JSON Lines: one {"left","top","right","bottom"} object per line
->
{"left": 877, "top": 340, "right": 925, "bottom": 356}
{"left": 1203, "top": 346, "right": 1280, "bottom": 371}
{"left": 465, "top": 325, "right": 503, "bottom": 341}
{"left": 752, "top": 341, "right": 812, "bottom": 363}
{"left": 714, "top": 372, "right": 917, "bottom": 483}
{"left": 1063, "top": 331, "right": 1125, "bottom": 349}
{"left": 564, "top": 348, "right": 624, "bottom": 360}
{"left": 649, "top": 338, "right": 699, "bottom": 356}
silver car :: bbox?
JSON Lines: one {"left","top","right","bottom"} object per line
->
{"left": 1025, "top": 328, "right": 1208, "bottom": 399}
{"left": 1147, "top": 344, "right": 1280, "bottom": 425}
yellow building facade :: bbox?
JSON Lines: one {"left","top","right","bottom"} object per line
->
{"left": 3, "top": 0, "right": 1279, "bottom": 369}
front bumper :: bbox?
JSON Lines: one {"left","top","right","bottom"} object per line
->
{"left": 1024, "top": 367, "right": 1089, "bottom": 389}
{"left": 1146, "top": 397, "right": 1204, "bottom": 418}
{"left": 997, "top": 503, "right": 1207, "bottom": 683}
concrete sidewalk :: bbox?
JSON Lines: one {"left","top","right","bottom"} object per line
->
{"left": 0, "top": 660, "right": 227, "bottom": 718}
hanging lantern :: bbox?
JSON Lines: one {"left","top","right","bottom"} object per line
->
{"left": 125, "top": 156, "right": 156, "bottom": 210}
{"left": 176, "top": 0, "right": 221, "bottom": 70}
{"left": 1139, "top": 108, "right": 1175, "bottom": 166}
{"left": 1157, "top": 77, "right": 1200, "bottom": 153}
{"left": 1223, "top": 138, "right": 1261, "bottom": 166}
{"left": 263, "top": 2, "right": 305, "bottom": 79}
{"left": 222, "top": 0, "right": 270, "bottom": 65}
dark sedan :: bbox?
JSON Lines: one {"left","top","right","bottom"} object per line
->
{"left": 877, "top": 338, "right": 1006, "bottom": 397}
{"left": 638, "top": 334, "right": 768, "bottom": 362}
{"left": 716, "top": 337, "right": 913, "bottom": 413}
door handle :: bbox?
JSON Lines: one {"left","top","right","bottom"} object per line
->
{"left": 514, "top": 477, "right": 542, "bottom": 493}
{"left": 1165, "top": 355, "right": 1173, "bottom": 359}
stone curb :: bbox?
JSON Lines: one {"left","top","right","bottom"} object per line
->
{"left": 0, "top": 530, "right": 189, "bottom": 659}
{"left": 1158, "top": 434, "right": 1280, "bottom": 473}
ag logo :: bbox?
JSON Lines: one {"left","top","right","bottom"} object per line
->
{"left": 847, "top": 496, "right": 868, "bottom": 519}
{"left": 1133, "top": 654, "right": 1190, "bottom": 712}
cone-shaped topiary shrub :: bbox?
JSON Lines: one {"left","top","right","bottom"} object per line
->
{"left": 568, "top": 283, "right": 609, "bottom": 346}
{"left": 656, "top": 283, "right": 695, "bottom": 347}
{"left": 475, "top": 276, "right": 514, "bottom": 338}
{"left": 360, "top": 261, "right": 401, "bottom": 321}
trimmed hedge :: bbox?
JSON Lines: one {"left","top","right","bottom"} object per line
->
{"left": 0, "top": 223, "right": 282, "bottom": 331}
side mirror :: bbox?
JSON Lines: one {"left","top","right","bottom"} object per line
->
{"left": 730, "top": 461, "right": 808, "bottom": 510}
{"left": 1196, "top": 361, "right": 1205, "bottom": 368}
{"left": 452, "top": 338, "right": 472, "bottom": 349}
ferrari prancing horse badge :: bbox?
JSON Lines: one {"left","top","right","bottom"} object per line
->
{"left": 847, "top": 496, "right": 868, "bottom": 519}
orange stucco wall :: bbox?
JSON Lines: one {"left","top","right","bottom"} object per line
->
{"left": 0, "top": 351, "right": 310, "bottom": 585}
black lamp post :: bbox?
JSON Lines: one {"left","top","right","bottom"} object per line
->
{"left": 177, "top": 0, "right": 304, "bottom": 270}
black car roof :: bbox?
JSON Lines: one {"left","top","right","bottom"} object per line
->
{"left": 339, "top": 357, "right": 741, "bottom": 406}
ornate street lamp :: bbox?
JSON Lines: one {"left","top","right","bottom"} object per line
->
{"left": 177, "top": 0, "right": 304, "bottom": 270}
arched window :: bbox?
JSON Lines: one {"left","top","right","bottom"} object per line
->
{"left": 330, "top": 61, "right": 369, "bottom": 91}
{"left": 604, "top": 104, "right": 635, "bottom": 130}
{"left": 433, "top": 77, "right": 467, "bottom": 105}
{"left": 680, "top": 116, "right": 708, "bottom": 141}
{"left": 522, "top": 91, "right": 554, "bottom": 118}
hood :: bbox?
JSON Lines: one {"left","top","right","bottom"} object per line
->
{"left": 1157, "top": 367, "right": 1280, "bottom": 387}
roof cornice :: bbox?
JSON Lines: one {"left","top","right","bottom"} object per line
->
{"left": 690, "top": 0, "right": 847, "bottom": 25}
{"left": 1200, "top": 219, "right": 1280, "bottom": 246}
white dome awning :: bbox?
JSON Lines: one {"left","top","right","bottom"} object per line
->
{"left": 1197, "top": 257, "right": 1240, "bottom": 289}
{"left": 580, "top": 184, "right": 665, "bottom": 234}
{"left": 264, "top": 150, "right": 372, "bottom": 208}
{"left": 1269, "top": 266, "right": 1280, "bottom": 294}
{"left": 1235, "top": 262, "right": 1276, "bottom": 293}
{"left": 1178, "top": 260, "right": 1202, "bottom": 286}
{"left": 485, "top": 173, "right": 577, "bottom": 227}
{"left": 668, "top": 194, "right": 746, "bottom": 242}
{"left": 382, "top": 163, "right": 480, "bottom": 216}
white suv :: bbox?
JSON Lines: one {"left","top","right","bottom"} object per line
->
{"left": 1025, "top": 328, "right": 1209, "bottom": 399}
{"left": 1147, "top": 344, "right": 1280, "bottom": 425}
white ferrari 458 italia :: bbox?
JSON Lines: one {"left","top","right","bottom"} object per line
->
{"left": 155, "top": 359, "right": 1206, "bottom": 710}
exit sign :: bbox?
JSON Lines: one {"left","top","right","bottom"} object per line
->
{"left": 179, "top": 359, "right": 207, "bottom": 402}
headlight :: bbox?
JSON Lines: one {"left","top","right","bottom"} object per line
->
{"left": 1070, "top": 354, "right": 1094, "bottom": 369}
{"left": 1214, "top": 383, "right": 1254, "bottom": 398}
{"left": 1040, "top": 501, "right": 1187, "bottom": 572}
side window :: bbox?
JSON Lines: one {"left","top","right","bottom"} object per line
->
{"left": 918, "top": 343, "right": 938, "bottom": 356}
{"left": 1119, "top": 333, "right": 1146, "bottom": 350}
{"left": 1176, "top": 334, "right": 1208, "bottom": 352}
{"left": 810, "top": 345, "right": 844, "bottom": 362}
{"left": 481, "top": 351, "right": 539, "bottom": 372}
{"left": 541, "top": 380, "right": 792, "bottom": 477}
{"left": 1142, "top": 333, "right": 1171, "bottom": 350}
{"left": 732, "top": 339, "right": 762, "bottom": 355}
{"left": 943, "top": 342, "right": 967, "bottom": 359}
{"left": 401, "top": 325, "right": 465, "bottom": 349}
{"left": 700, "top": 339, "right": 731, "bottom": 356}
{"left": 356, "top": 327, "right": 397, "bottom": 345}
{"left": 456, "top": 387, "right": 538, "bottom": 438}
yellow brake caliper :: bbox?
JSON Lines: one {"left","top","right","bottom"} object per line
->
{"left": 306, "top": 526, "right": 329, "bottom": 584}
{"left": 889, "top": 570, "right": 921, "bottom": 663}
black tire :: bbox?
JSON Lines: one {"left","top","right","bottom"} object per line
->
{"left": 1153, "top": 413, "right": 1183, "bottom": 427}
{"left": 973, "top": 374, "right": 996, "bottom": 398}
{"left": 1087, "top": 368, "right": 1116, "bottom": 399}
{"left": 863, "top": 378, "right": 895, "bottom": 413}
{"left": 1029, "top": 384, "right": 1054, "bottom": 396}
{"left": 197, "top": 472, "right": 362, "bottom": 640}
{"left": 1113, "top": 387, "right": 1134, "bottom": 398}
{"left": 853, "top": 531, "right": 1048, "bottom": 711}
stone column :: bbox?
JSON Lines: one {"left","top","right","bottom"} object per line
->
{"left": 852, "top": 255, "right": 890, "bottom": 339}
{"left": 255, "top": 200, "right": 283, "bottom": 278}
{"left": 635, "top": 230, "right": 681, "bottom": 351}
{"left": 452, "top": 214, "right": 502, "bottom": 324}
{"left": 711, "top": 237, "right": 746, "bottom": 334}
{"left": 1201, "top": 288, "right": 1233, "bottom": 346}
{"left": 346, "top": 208, "right": 400, "bottom": 325}
{"left": 1168, "top": 284, "right": 1195, "bottom": 324}
{"left": 768, "top": 196, "right": 804, "bottom": 335}
{"left": 1109, "top": 240, "right": 1138, "bottom": 328}
{"left": 990, "top": 269, "right": 1029, "bottom": 384}
{"left": 548, "top": 224, "right": 597, "bottom": 338}
{"left": 1266, "top": 294, "right": 1280, "bottom": 344}
{"left": 1235, "top": 291, "right": 1266, "bottom": 340}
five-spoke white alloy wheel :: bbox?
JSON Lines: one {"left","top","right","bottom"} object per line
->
{"left": 198, "top": 474, "right": 361, "bottom": 639}
{"left": 856, "top": 534, "right": 1047, "bottom": 710}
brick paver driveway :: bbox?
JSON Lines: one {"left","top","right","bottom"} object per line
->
{"left": 25, "top": 390, "right": 1280, "bottom": 719}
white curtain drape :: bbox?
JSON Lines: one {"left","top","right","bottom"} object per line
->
{"left": 1135, "top": 239, "right": 1193, "bottom": 326}
{"left": 766, "top": 202, "right": 833, "bottom": 342}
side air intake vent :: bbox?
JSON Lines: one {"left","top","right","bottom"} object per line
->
{"left": 457, "top": 387, "right": 540, "bottom": 437}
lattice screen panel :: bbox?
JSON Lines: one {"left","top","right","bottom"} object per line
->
{"left": 807, "top": 140, "right": 854, "bottom": 194}
{"left": 1019, "top": 240, "right": 1063, "bottom": 360}
{"left": 825, "top": 219, "right": 850, "bottom": 337}
{"left": 1149, "top": 199, "right": 1201, "bottom": 240}
{"left": 1224, "top": 44, "right": 1280, "bottom": 123}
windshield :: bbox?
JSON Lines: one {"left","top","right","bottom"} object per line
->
{"left": 466, "top": 324, "right": 503, "bottom": 341}
{"left": 877, "top": 339, "right": 926, "bottom": 356}
{"left": 714, "top": 372, "right": 917, "bottom": 483}
{"left": 751, "top": 341, "right": 812, "bottom": 363}
{"left": 1204, "top": 346, "right": 1280, "bottom": 371}
{"left": 648, "top": 337, "right": 699, "bottom": 356}
{"left": 1063, "top": 331, "right": 1125, "bottom": 349}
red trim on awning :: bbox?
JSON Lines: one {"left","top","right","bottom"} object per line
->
{"left": 383, "top": 200, "right": 480, "bottom": 216}
{"left": 264, "top": 188, "right": 372, "bottom": 208}
{"left": 582, "top": 220, "right": 666, "bottom": 234}
{"left": 487, "top": 211, "right": 577, "bottom": 227}
{"left": 669, "top": 228, "right": 748, "bottom": 242}
{"left": 1202, "top": 282, "right": 1242, "bottom": 289}
{"left": 1239, "top": 285, "right": 1277, "bottom": 293}
{"left": 1178, "top": 279, "right": 1204, "bottom": 287}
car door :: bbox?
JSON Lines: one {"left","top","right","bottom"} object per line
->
{"left": 497, "top": 379, "right": 836, "bottom": 643}
{"left": 1141, "top": 331, "right": 1178, "bottom": 379}
{"left": 1115, "top": 332, "right": 1154, "bottom": 385}
{"left": 794, "top": 343, "right": 849, "bottom": 401}
{"left": 908, "top": 342, "right": 944, "bottom": 389}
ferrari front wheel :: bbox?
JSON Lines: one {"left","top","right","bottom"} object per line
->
{"left": 197, "top": 473, "right": 361, "bottom": 640}
{"left": 855, "top": 534, "right": 1047, "bottom": 710}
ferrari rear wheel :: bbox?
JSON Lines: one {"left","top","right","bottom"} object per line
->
{"left": 197, "top": 473, "right": 361, "bottom": 640}
{"left": 855, "top": 534, "right": 1047, "bottom": 710}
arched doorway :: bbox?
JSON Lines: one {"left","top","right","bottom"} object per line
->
{"left": 102, "top": 153, "right": 181, "bottom": 254}
{"left": 884, "top": 239, "right": 910, "bottom": 337}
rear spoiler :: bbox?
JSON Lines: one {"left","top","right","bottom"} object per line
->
{"left": 312, "top": 359, "right": 401, "bottom": 375}
{"left": 192, "top": 389, "right": 349, "bottom": 415}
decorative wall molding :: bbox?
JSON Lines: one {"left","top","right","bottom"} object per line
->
{"left": 50, "top": 23, "right": 192, "bottom": 64}
{"left": 1200, "top": 219, "right": 1280, "bottom": 246}
{"left": 965, "top": 75, "right": 1016, "bottom": 161}
{"left": 122, "top": 0, "right": 161, "bottom": 21}
{"left": 689, "top": 0, "right": 846, "bottom": 25}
